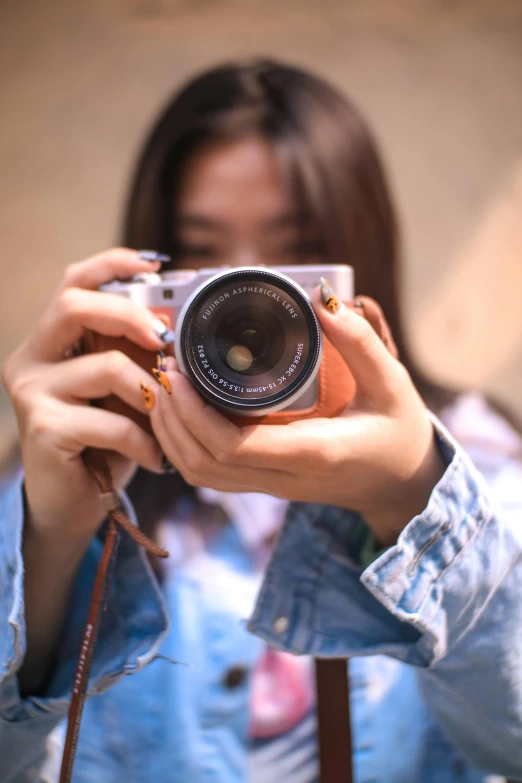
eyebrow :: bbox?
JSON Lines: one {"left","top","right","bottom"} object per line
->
{"left": 176, "top": 211, "right": 311, "bottom": 233}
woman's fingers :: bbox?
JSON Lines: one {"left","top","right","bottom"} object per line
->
{"left": 59, "top": 247, "right": 160, "bottom": 291}
{"left": 153, "top": 405, "right": 263, "bottom": 491}
{"left": 47, "top": 350, "right": 155, "bottom": 413}
{"left": 312, "top": 288, "right": 401, "bottom": 404}
{"left": 68, "top": 408, "right": 160, "bottom": 472}
{"left": 30, "top": 288, "right": 166, "bottom": 362}
{"left": 166, "top": 370, "right": 342, "bottom": 471}
{"left": 25, "top": 398, "right": 162, "bottom": 473}
{"left": 151, "top": 374, "right": 294, "bottom": 489}
{"left": 159, "top": 369, "right": 329, "bottom": 474}
{"left": 157, "top": 370, "right": 252, "bottom": 465}
{"left": 351, "top": 296, "right": 399, "bottom": 359}
{"left": 151, "top": 381, "right": 218, "bottom": 479}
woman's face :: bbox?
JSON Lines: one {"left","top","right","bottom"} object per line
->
{"left": 173, "top": 135, "right": 324, "bottom": 270}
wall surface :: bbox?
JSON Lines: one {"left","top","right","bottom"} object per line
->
{"left": 1, "top": 0, "right": 522, "bottom": 449}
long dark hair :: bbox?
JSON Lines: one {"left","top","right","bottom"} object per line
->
{"left": 122, "top": 58, "right": 458, "bottom": 526}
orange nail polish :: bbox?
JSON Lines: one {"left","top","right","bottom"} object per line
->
{"left": 140, "top": 382, "right": 155, "bottom": 410}
{"left": 152, "top": 368, "right": 172, "bottom": 394}
{"left": 320, "top": 277, "right": 339, "bottom": 314}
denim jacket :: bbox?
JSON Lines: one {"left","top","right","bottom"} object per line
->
{"left": 1, "top": 398, "right": 522, "bottom": 783}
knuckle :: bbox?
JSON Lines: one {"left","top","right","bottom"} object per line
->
{"left": 184, "top": 452, "right": 208, "bottom": 476}
{"left": 62, "top": 262, "right": 81, "bottom": 288}
{"left": 2, "top": 359, "right": 33, "bottom": 410}
{"left": 104, "top": 246, "right": 131, "bottom": 263}
{"left": 104, "top": 349, "right": 130, "bottom": 379}
{"left": 306, "top": 441, "right": 336, "bottom": 473}
{"left": 8, "top": 377, "right": 31, "bottom": 412}
{"left": 56, "top": 287, "right": 80, "bottom": 321}
{"left": 181, "top": 469, "right": 201, "bottom": 487}
{"left": 214, "top": 447, "right": 232, "bottom": 466}
{"left": 1, "top": 354, "right": 16, "bottom": 393}
{"left": 319, "top": 443, "right": 342, "bottom": 471}
{"left": 25, "top": 407, "right": 53, "bottom": 442}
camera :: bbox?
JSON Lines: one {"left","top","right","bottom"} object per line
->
{"left": 87, "top": 265, "right": 356, "bottom": 426}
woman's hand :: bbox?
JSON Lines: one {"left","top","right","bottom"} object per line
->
{"left": 2, "top": 247, "right": 167, "bottom": 547}
{"left": 150, "top": 290, "right": 446, "bottom": 545}
{"left": 2, "top": 247, "right": 173, "bottom": 692}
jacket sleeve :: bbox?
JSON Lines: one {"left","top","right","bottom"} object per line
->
{"left": 0, "top": 469, "right": 168, "bottom": 783}
{"left": 248, "top": 416, "right": 522, "bottom": 779}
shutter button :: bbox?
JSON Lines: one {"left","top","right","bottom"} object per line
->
{"left": 223, "top": 665, "right": 248, "bottom": 689}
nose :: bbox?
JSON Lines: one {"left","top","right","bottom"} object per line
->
{"left": 228, "top": 246, "right": 265, "bottom": 268}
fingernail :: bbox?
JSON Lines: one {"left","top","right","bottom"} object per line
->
{"left": 161, "top": 453, "right": 177, "bottom": 474}
{"left": 320, "top": 277, "right": 340, "bottom": 314}
{"left": 348, "top": 299, "right": 365, "bottom": 317}
{"left": 151, "top": 317, "right": 175, "bottom": 344}
{"left": 139, "top": 382, "right": 155, "bottom": 411}
{"left": 152, "top": 368, "right": 172, "bottom": 394}
{"left": 138, "top": 250, "right": 171, "bottom": 263}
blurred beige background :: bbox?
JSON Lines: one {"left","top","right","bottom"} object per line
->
{"left": 1, "top": 0, "right": 522, "bottom": 450}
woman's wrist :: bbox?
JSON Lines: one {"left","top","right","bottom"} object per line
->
{"left": 22, "top": 485, "right": 102, "bottom": 574}
{"left": 19, "top": 507, "right": 97, "bottom": 694}
{"left": 22, "top": 514, "right": 95, "bottom": 577}
{"left": 362, "top": 432, "right": 447, "bottom": 547}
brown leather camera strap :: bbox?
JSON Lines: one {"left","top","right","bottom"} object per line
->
{"left": 59, "top": 450, "right": 169, "bottom": 783}
{"left": 315, "top": 658, "right": 353, "bottom": 782}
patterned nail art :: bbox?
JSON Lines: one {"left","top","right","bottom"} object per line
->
{"left": 139, "top": 382, "right": 155, "bottom": 411}
{"left": 161, "top": 453, "right": 177, "bottom": 474}
{"left": 152, "top": 351, "right": 172, "bottom": 394}
{"left": 138, "top": 250, "right": 171, "bottom": 263}
{"left": 152, "top": 369, "right": 172, "bottom": 393}
{"left": 320, "top": 277, "right": 340, "bottom": 314}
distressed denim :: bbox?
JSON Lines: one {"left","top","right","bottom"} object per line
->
{"left": 1, "top": 413, "right": 521, "bottom": 782}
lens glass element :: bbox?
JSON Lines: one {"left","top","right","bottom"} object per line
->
{"left": 215, "top": 305, "right": 285, "bottom": 376}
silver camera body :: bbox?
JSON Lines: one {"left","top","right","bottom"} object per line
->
{"left": 100, "top": 265, "right": 353, "bottom": 416}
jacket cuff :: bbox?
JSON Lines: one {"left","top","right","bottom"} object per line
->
{"left": 247, "top": 499, "right": 423, "bottom": 659}
{"left": 0, "top": 469, "right": 26, "bottom": 687}
{"left": 248, "top": 415, "right": 475, "bottom": 662}
{"left": 360, "top": 414, "right": 490, "bottom": 662}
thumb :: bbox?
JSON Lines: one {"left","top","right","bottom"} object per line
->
{"left": 311, "top": 282, "right": 398, "bottom": 401}
{"left": 351, "top": 296, "right": 399, "bottom": 360}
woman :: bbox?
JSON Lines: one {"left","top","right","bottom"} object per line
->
{"left": 1, "top": 59, "right": 522, "bottom": 783}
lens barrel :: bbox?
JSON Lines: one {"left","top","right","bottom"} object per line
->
{"left": 177, "top": 269, "right": 322, "bottom": 415}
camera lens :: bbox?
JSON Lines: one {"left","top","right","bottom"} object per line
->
{"left": 177, "top": 269, "right": 322, "bottom": 415}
